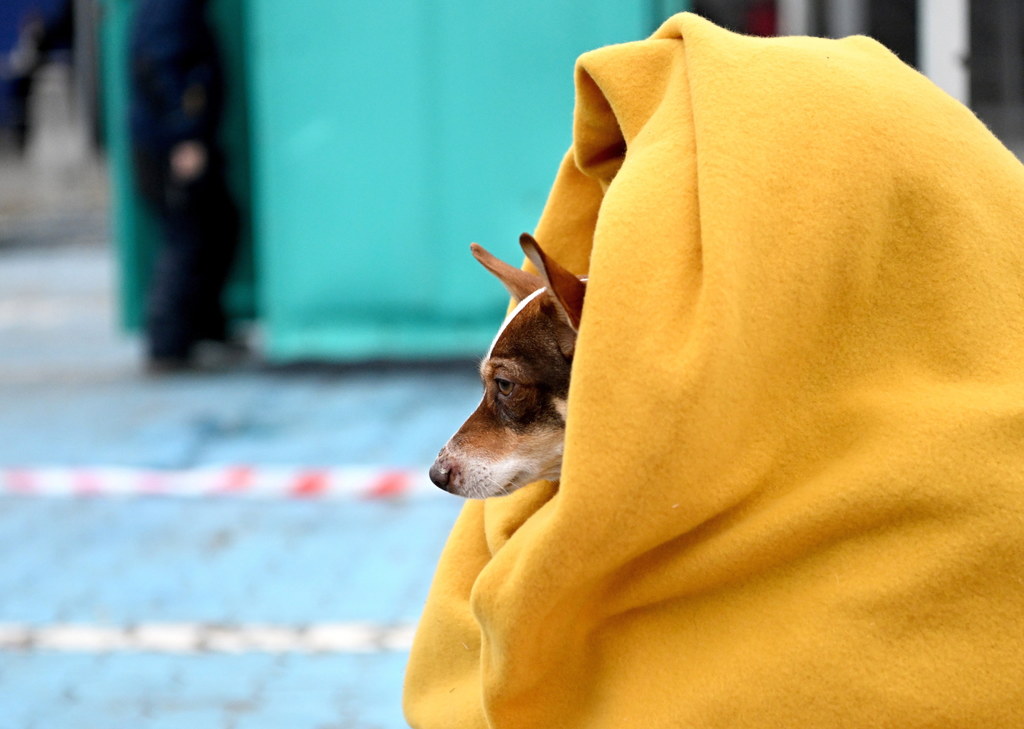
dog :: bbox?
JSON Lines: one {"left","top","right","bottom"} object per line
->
{"left": 429, "top": 233, "right": 586, "bottom": 498}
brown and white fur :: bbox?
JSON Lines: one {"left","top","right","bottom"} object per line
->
{"left": 429, "top": 234, "right": 586, "bottom": 499}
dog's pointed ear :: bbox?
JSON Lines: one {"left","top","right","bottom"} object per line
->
{"left": 519, "top": 233, "right": 586, "bottom": 331}
{"left": 470, "top": 242, "right": 543, "bottom": 302}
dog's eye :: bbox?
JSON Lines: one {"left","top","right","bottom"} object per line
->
{"left": 494, "top": 378, "right": 515, "bottom": 397}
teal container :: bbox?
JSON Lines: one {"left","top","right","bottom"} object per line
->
{"left": 102, "top": 1, "right": 688, "bottom": 360}
{"left": 246, "top": 2, "right": 675, "bottom": 361}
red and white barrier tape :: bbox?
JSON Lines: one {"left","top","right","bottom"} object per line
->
{"left": 0, "top": 466, "right": 440, "bottom": 499}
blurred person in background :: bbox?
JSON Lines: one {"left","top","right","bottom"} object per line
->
{"left": 129, "top": 0, "right": 239, "bottom": 372}
{"left": 1, "top": 0, "right": 74, "bottom": 153}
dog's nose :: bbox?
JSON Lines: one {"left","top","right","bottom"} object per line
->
{"left": 429, "top": 461, "right": 452, "bottom": 491}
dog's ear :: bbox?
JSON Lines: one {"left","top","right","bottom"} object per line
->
{"left": 519, "top": 233, "right": 586, "bottom": 331}
{"left": 470, "top": 243, "right": 543, "bottom": 302}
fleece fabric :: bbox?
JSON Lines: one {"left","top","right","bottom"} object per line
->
{"left": 404, "top": 13, "right": 1024, "bottom": 729}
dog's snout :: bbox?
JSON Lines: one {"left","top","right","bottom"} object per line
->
{"left": 429, "top": 460, "right": 453, "bottom": 491}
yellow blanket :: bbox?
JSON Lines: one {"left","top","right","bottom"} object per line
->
{"left": 405, "top": 14, "right": 1024, "bottom": 728}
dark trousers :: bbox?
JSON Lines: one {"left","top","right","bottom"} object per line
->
{"left": 7, "top": 75, "right": 33, "bottom": 153}
{"left": 132, "top": 145, "right": 239, "bottom": 360}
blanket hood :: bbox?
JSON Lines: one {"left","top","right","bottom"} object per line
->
{"left": 405, "top": 13, "right": 1024, "bottom": 729}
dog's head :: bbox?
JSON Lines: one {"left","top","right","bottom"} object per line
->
{"left": 429, "top": 234, "right": 586, "bottom": 498}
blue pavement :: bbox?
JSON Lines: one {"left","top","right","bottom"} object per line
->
{"left": 0, "top": 208, "right": 481, "bottom": 727}
{"left": 1, "top": 652, "right": 413, "bottom": 729}
{"left": 0, "top": 499, "right": 457, "bottom": 626}
{"left": 0, "top": 364, "right": 480, "bottom": 469}
{"left": 0, "top": 499, "right": 460, "bottom": 729}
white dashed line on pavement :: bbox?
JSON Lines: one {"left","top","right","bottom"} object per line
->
{"left": 0, "top": 622, "right": 417, "bottom": 654}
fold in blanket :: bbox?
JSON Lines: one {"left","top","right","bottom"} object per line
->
{"left": 405, "top": 14, "right": 1024, "bottom": 729}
